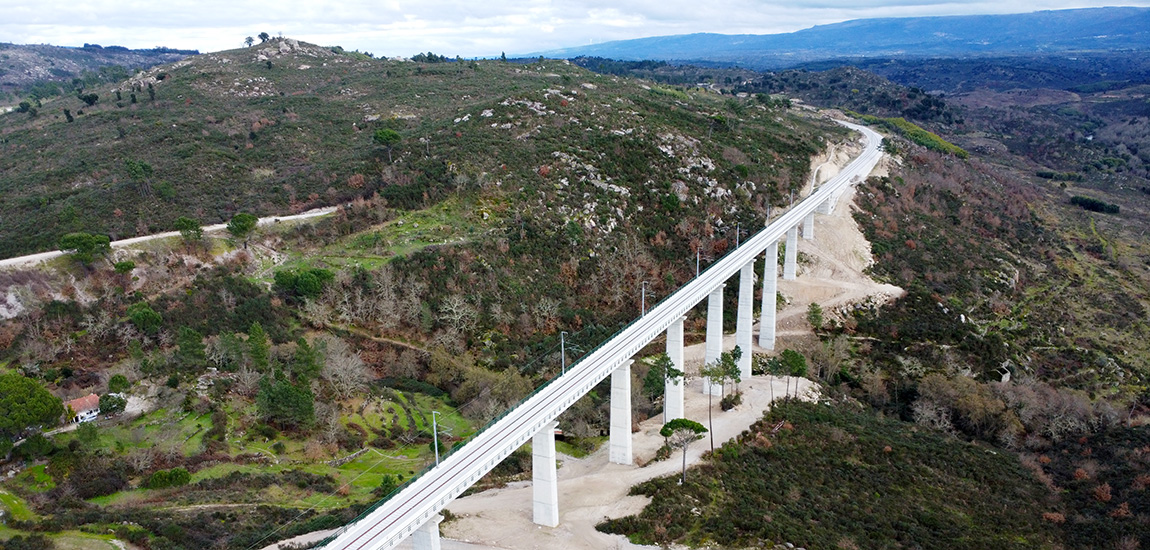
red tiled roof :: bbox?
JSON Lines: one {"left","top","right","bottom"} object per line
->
{"left": 66, "top": 393, "right": 100, "bottom": 414}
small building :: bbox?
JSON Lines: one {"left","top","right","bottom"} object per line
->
{"left": 65, "top": 393, "right": 100, "bottom": 424}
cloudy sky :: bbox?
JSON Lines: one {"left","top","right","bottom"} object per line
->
{"left": 4, "top": 1, "right": 1150, "bottom": 58}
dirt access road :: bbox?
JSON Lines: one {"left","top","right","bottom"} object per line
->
{"left": 0, "top": 207, "right": 337, "bottom": 270}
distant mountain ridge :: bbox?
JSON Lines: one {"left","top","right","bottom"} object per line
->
{"left": 531, "top": 7, "right": 1150, "bottom": 69}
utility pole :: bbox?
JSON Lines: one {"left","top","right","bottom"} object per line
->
{"left": 560, "top": 331, "right": 568, "bottom": 374}
{"left": 696, "top": 250, "right": 700, "bottom": 278}
{"left": 431, "top": 411, "right": 440, "bottom": 466}
{"left": 641, "top": 281, "right": 649, "bottom": 315}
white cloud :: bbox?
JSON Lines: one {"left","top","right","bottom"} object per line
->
{"left": 1, "top": 0, "right": 1148, "bottom": 57}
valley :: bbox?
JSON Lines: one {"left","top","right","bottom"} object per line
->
{"left": 3, "top": 6, "right": 1150, "bottom": 549}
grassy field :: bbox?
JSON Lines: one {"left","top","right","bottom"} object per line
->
{"left": 0, "top": 488, "right": 36, "bottom": 521}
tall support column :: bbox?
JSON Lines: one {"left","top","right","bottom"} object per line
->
{"left": 735, "top": 260, "right": 754, "bottom": 381}
{"left": 609, "top": 360, "right": 633, "bottom": 465}
{"left": 703, "top": 285, "right": 725, "bottom": 396}
{"left": 817, "top": 196, "right": 835, "bottom": 215}
{"left": 664, "top": 317, "right": 686, "bottom": 422}
{"left": 803, "top": 212, "right": 815, "bottom": 240}
{"left": 783, "top": 226, "right": 798, "bottom": 280}
{"left": 412, "top": 514, "right": 444, "bottom": 550}
{"left": 532, "top": 421, "right": 559, "bottom": 527}
{"left": 759, "top": 241, "right": 779, "bottom": 350}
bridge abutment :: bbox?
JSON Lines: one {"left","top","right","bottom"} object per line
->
{"left": 609, "top": 360, "right": 633, "bottom": 465}
{"left": 664, "top": 317, "right": 686, "bottom": 422}
{"left": 532, "top": 421, "right": 559, "bottom": 527}
{"left": 703, "top": 285, "right": 725, "bottom": 395}
{"left": 759, "top": 241, "right": 778, "bottom": 350}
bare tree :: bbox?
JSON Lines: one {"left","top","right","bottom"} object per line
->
{"left": 371, "top": 266, "right": 400, "bottom": 329}
{"left": 300, "top": 296, "right": 335, "bottom": 327}
{"left": 234, "top": 367, "right": 262, "bottom": 397}
{"left": 438, "top": 294, "right": 478, "bottom": 332}
{"left": 318, "top": 335, "right": 371, "bottom": 399}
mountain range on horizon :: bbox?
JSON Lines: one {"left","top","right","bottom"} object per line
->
{"left": 528, "top": 6, "right": 1150, "bottom": 69}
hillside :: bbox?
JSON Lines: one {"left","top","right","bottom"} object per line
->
{"left": 0, "top": 38, "right": 832, "bottom": 260}
{"left": 533, "top": 7, "right": 1150, "bottom": 69}
{"left": 0, "top": 42, "right": 195, "bottom": 101}
{"left": 3, "top": 35, "right": 1148, "bottom": 550}
{"left": 0, "top": 39, "right": 848, "bottom": 549}
{"left": 599, "top": 400, "right": 1062, "bottom": 549}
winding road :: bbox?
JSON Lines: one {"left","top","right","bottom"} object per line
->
{"left": 0, "top": 207, "right": 337, "bottom": 270}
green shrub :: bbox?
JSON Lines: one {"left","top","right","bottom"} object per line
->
{"left": 146, "top": 467, "right": 191, "bottom": 489}
{"left": 127, "top": 302, "right": 162, "bottom": 335}
{"left": 1070, "top": 195, "right": 1119, "bottom": 214}
{"left": 99, "top": 393, "right": 126, "bottom": 415}
{"left": 58, "top": 232, "right": 111, "bottom": 265}
{"left": 13, "top": 433, "right": 55, "bottom": 460}
{"left": 227, "top": 212, "right": 258, "bottom": 238}
{"left": 373, "top": 473, "right": 402, "bottom": 497}
{"left": 108, "top": 374, "right": 130, "bottom": 393}
{"left": 273, "top": 268, "right": 335, "bottom": 298}
{"left": 848, "top": 112, "right": 967, "bottom": 158}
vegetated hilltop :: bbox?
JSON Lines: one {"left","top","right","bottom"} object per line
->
{"left": 568, "top": 56, "right": 1150, "bottom": 547}
{"left": 534, "top": 7, "right": 1150, "bottom": 69}
{"left": 0, "top": 40, "right": 848, "bottom": 548}
{"left": 599, "top": 400, "right": 1062, "bottom": 549}
{"left": 0, "top": 38, "right": 834, "bottom": 260}
{"left": 0, "top": 42, "right": 196, "bottom": 100}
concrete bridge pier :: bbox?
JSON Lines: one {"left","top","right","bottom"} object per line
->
{"left": 609, "top": 360, "right": 633, "bottom": 465}
{"left": 783, "top": 226, "right": 798, "bottom": 280}
{"left": 803, "top": 212, "right": 815, "bottom": 240}
{"left": 817, "top": 196, "right": 835, "bottom": 215}
{"left": 412, "top": 514, "right": 444, "bottom": 550}
{"left": 759, "top": 241, "right": 778, "bottom": 350}
{"left": 532, "top": 421, "right": 559, "bottom": 527}
{"left": 736, "top": 260, "right": 754, "bottom": 381}
{"left": 664, "top": 317, "right": 686, "bottom": 422}
{"left": 703, "top": 285, "right": 725, "bottom": 395}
